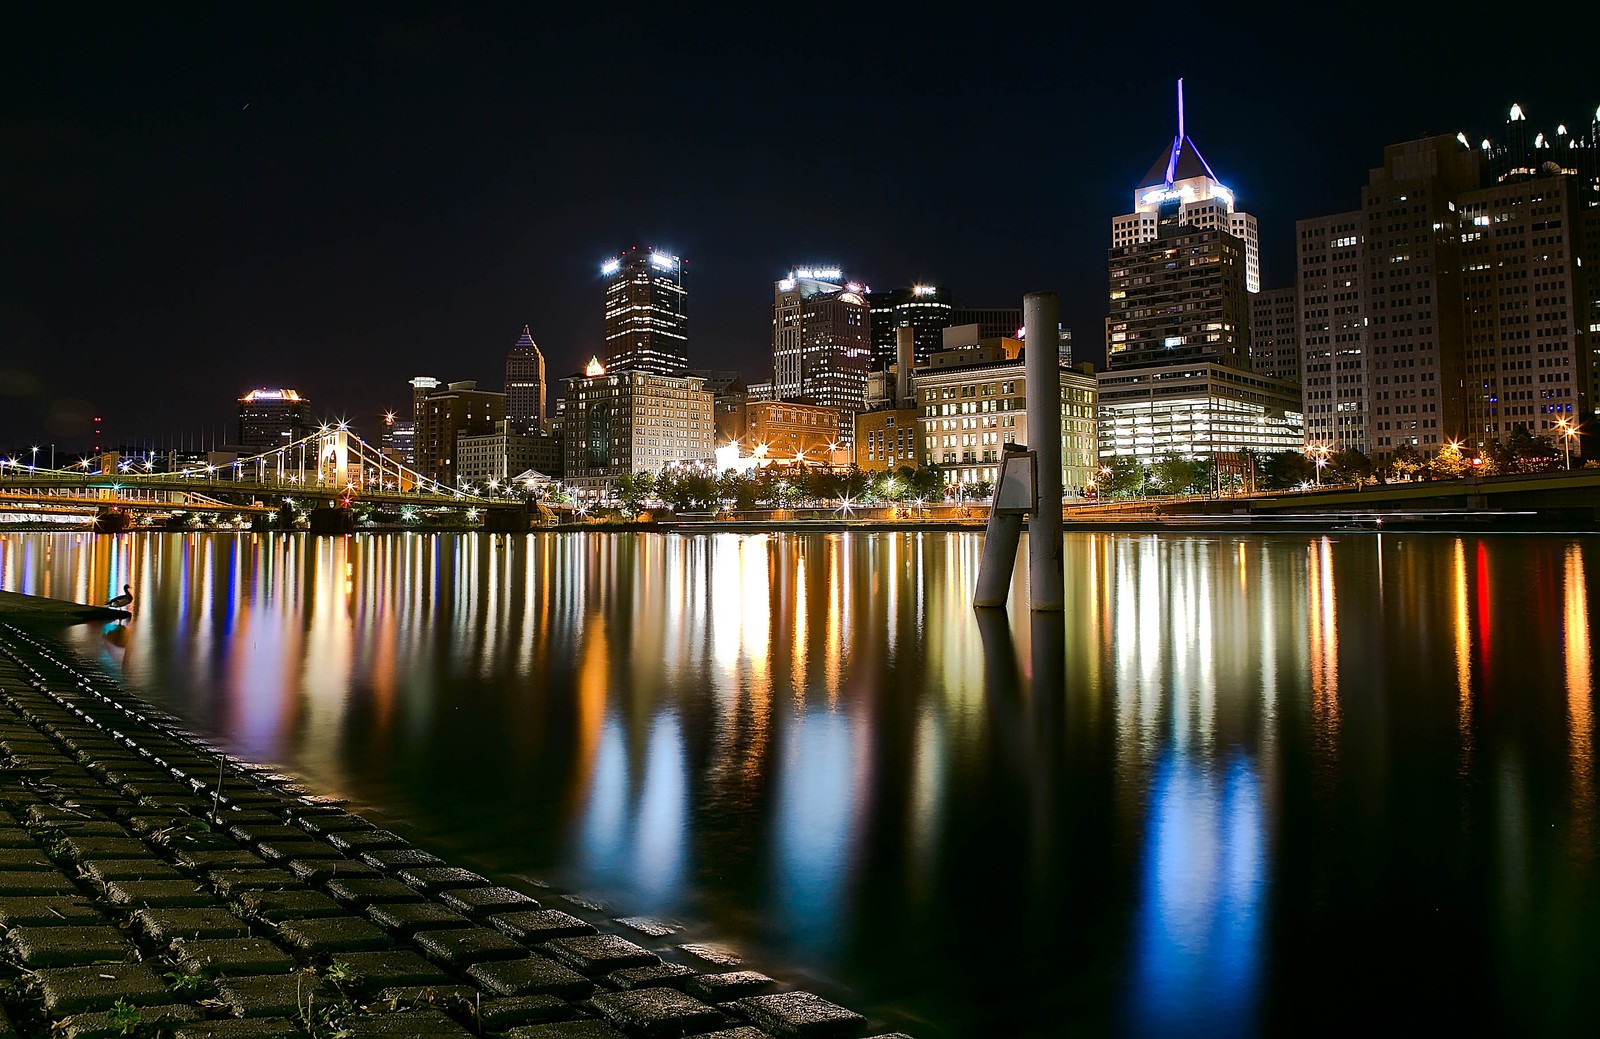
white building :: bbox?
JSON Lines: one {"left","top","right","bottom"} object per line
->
{"left": 1097, "top": 363, "right": 1304, "bottom": 462}
{"left": 561, "top": 359, "right": 715, "bottom": 493}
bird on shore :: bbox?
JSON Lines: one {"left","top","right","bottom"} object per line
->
{"left": 106, "top": 584, "right": 133, "bottom": 609}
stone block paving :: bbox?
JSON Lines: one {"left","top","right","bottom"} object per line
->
{"left": 0, "top": 625, "right": 905, "bottom": 1039}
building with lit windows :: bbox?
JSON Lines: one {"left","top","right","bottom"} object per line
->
{"left": 1107, "top": 226, "right": 1250, "bottom": 370}
{"left": 504, "top": 325, "right": 547, "bottom": 433}
{"left": 745, "top": 400, "right": 845, "bottom": 466}
{"left": 602, "top": 247, "right": 688, "bottom": 377}
{"left": 1250, "top": 287, "right": 1300, "bottom": 384}
{"left": 1097, "top": 364, "right": 1304, "bottom": 462}
{"left": 869, "top": 285, "right": 952, "bottom": 370}
{"left": 770, "top": 267, "right": 872, "bottom": 445}
{"left": 1296, "top": 213, "right": 1369, "bottom": 453}
{"left": 416, "top": 381, "right": 507, "bottom": 488}
{"left": 855, "top": 408, "right": 918, "bottom": 472}
{"left": 1110, "top": 79, "right": 1260, "bottom": 294}
{"left": 457, "top": 420, "right": 563, "bottom": 487}
{"left": 237, "top": 389, "right": 313, "bottom": 452}
{"left": 561, "top": 359, "right": 714, "bottom": 493}
{"left": 915, "top": 334, "right": 1099, "bottom": 495}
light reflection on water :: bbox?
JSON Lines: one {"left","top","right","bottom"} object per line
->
{"left": 1, "top": 530, "right": 1597, "bottom": 1037}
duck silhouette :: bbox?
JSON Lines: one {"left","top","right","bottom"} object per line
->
{"left": 106, "top": 584, "right": 133, "bottom": 609}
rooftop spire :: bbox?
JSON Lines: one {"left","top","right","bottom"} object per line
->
{"left": 1177, "top": 77, "right": 1185, "bottom": 141}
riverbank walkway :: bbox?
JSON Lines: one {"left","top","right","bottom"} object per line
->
{"left": 0, "top": 613, "right": 902, "bottom": 1039}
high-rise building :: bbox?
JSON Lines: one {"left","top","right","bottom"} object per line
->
{"left": 505, "top": 325, "right": 547, "bottom": 433}
{"left": 771, "top": 268, "right": 872, "bottom": 445}
{"left": 869, "top": 285, "right": 953, "bottom": 370}
{"left": 602, "top": 247, "right": 688, "bottom": 376}
{"left": 948, "top": 307, "right": 1021, "bottom": 341}
{"left": 415, "top": 381, "right": 507, "bottom": 488}
{"left": 237, "top": 389, "right": 313, "bottom": 452}
{"left": 1250, "top": 287, "right": 1301, "bottom": 384}
{"left": 1102, "top": 84, "right": 1300, "bottom": 463}
{"left": 1296, "top": 213, "right": 1369, "bottom": 453}
{"left": 1362, "top": 136, "right": 1482, "bottom": 457}
{"left": 1107, "top": 225, "right": 1251, "bottom": 370}
{"left": 1111, "top": 79, "right": 1260, "bottom": 294}
{"left": 561, "top": 358, "right": 715, "bottom": 492}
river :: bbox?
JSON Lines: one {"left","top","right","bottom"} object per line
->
{"left": 0, "top": 529, "right": 1595, "bottom": 1036}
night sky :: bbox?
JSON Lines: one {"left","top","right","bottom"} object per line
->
{"left": 5, "top": 6, "right": 1595, "bottom": 451}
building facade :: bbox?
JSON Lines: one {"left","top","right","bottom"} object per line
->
{"left": 869, "top": 285, "right": 952, "bottom": 370}
{"left": 237, "top": 389, "right": 313, "bottom": 452}
{"left": 854, "top": 408, "right": 919, "bottom": 472}
{"left": 456, "top": 421, "right": 564, "bottom": 487}
{"left": 916, "top": 353, "right": 1098, "bottom": 496}
{"left": 1096, "top": 364, "right": 1304, "bottom": 462}
{"left": 602, "top": 247, "right": 688, "bottom": 377}
{"left": 505, "top": 325, "right": 547, "bottom": 433}
{"left": 1107, "top": 225, "right": 1251, "bottom": 369}
{"left": 771, "top": 269, "right": 872, "bottom": 444}
{"left": 1250, "top": 286, "right": 1301, "bottom": 384}
{"left": 1295, "top": 212, "right": 1370, "bottom": 453}
{"left": 415, "top": 381, "right": 507, "bottom": 488}
{"left": 560, "top": 362, "right": 714, "bottom": 492}
{"left": 746, "top": 400, "right": 844, "bottom": 465}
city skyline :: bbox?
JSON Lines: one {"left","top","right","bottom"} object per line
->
{"left": 4, "top": 6, "right": 1596, "bottom": 446}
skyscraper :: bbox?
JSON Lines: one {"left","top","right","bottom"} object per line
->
{"left": 1295, "top": 213, "right": 1369, "bottom": 452}
{"left": 1111, "top": 79, "right": 1260, "bottom": 294}
{"left": 601, "top": 247, "right": 688, "bottom": 376}
{"left": 1361, "top": 136, "right": 1481, "bottom": 457}
{"left": 771, "top": 268, "right": 872, "bottom": 444}
{"left": 505, "top": 325, "right": 547, "bottom": 433}
{"left": 1250, "top": 287, "right": 1301, "bottom": 385}
{"left": 869, "top": 285, "right": 952, "bottom": 370}
{"left": 237, "top": 389, "right": 312, "bottom": 452}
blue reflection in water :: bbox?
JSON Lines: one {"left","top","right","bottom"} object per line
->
{"left": 578, "top": 712, "right": 687, "bottom": 909}
{"left": 773, "top": 709, "right": 857, "bottom": 955}
{"left": 1130, "top": 752, "right": 1266, "bottom": 1037}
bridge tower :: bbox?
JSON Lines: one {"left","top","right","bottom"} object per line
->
{"left": 317, "top": 429, "right": 351, "bottom": 490}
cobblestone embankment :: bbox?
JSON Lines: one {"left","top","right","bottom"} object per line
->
{"left": 0, "top": 622, "right": 908, "bottom": 1039}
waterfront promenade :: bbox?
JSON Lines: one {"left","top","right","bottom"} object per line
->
{"left": 0, "top": 607, "right": 895, "bottom": 1039}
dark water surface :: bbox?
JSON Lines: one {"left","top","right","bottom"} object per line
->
{"left": 1, "top": 530, "right": 1595, "bottom": 1036}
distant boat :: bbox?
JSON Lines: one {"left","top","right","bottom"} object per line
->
{"left": 106, "top": 584, "right": 133, "bottom": 609}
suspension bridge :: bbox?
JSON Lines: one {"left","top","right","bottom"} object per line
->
{"left": 0, "top": 429, "right": 563, "bottom": 532}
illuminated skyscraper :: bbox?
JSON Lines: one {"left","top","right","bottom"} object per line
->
{"left": 869, "top": 285, "right": 952, "bottom": 369}
{"left": 504, "top": 325, "right": 547, "bottom": 433}
{"left": 601, "top": 247, "right": 688, "bottom": 377}
{"left": 1111, "top": 79, "right": 1260, "bottom": 294}
{"left": 771, "top": 267, "right": 872, "bottom": 445}
{"left": 237, "top": 388, "right": 312, "bottom": 452}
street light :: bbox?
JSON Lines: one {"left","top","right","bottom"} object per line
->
{"left": 1556, "top": 417, "right": 1577, "bottom": 470}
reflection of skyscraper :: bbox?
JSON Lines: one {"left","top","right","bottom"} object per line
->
{"left": 504, "top": 325, "right": 547, "bottom": 433}
{"left": 602, "top": 247, "right": 688, "bottom": 377}
{"left": 771, "top": 268, "right": 872, "bottom": 445}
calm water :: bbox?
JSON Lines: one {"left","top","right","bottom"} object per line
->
{"left": 1, "top": 530, "right": 1596, "bottom": 1036}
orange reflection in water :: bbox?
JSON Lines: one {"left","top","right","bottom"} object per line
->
{"left": 1307, "top": 538, "right": 1339, "bottom": 748}
{"left": 1451, "top": 539, "right": 1474, "bottom": 767}
{"left": 1565, "top": 545, "right": 1593, "bottom": 849}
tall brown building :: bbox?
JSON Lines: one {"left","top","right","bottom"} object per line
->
{"left": 1362, "top": 137, "right": 1481, "bottom": 457}
{"left": 416, "top": 381, "right": 507, "bottom": 488}
{"left": 1296, "top": 212, "right": 1370, "bottom": 453}
{"left": 505, "top": 326, "right": 547, "bottom": 433}
{"left": 1106, "top": 223, "right": 1250, "bottom": 371}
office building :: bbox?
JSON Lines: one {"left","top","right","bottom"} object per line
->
{"left": 457, "top": 420, "right": 563, "bottom": 486}
{"left": 1111, "top": 79, "right": 1260, "bottom": 294}
{"left": 602, "top": 247, "right": 688, "bottom": 376}
{"left": 1107, "top": 225, "right": 1251, "bottom": 370}
{"left": 870, "top": 285, "right": 953, "bottom": 370}
{"left": 237, "top": 389, "right": 312, "bottom": 452}
{"left": 561, "top": 359, "right": 714, "bottom": 492}
{"left": 746, "top": 400, "right": 845, "bottom": 465}
{"left": 1097, "top": 364, "right": 1304, "bottom": 462}
{"left": 505, "top": 325, "right": 547, "bottom": 433}
{"left": 771, "top": 267, "right": 872, "bottom": 444}
{"left": 855, "top": 408, "right": 918, "bottom": 472}
{"left": 949, "top": 307, "right": 1022, "bottom": 341}
{"left": 1296, "top": 213, "right": 1369, "bottom": 453}
{"left": 1250, "top": 287, "right": 1300, "bottom": 384}
{"left": 416, "top": 381, "right": 507, "bottom": 488}
{"left": 916, "top": 332, "right": 1099, "bottom": 494}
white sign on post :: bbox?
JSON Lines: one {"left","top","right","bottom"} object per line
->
{"left": 992, "top": 450, "right": 1036, "bottom": 514}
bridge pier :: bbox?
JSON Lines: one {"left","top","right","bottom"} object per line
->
{"left": 308, "top": 506, "right": 357, "bottom": 535}
{"left": 92, "top": 509, "right": 131, "bottom": 535}
{"left": 484, "top": 505, "right": 538, "bottom": 533}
